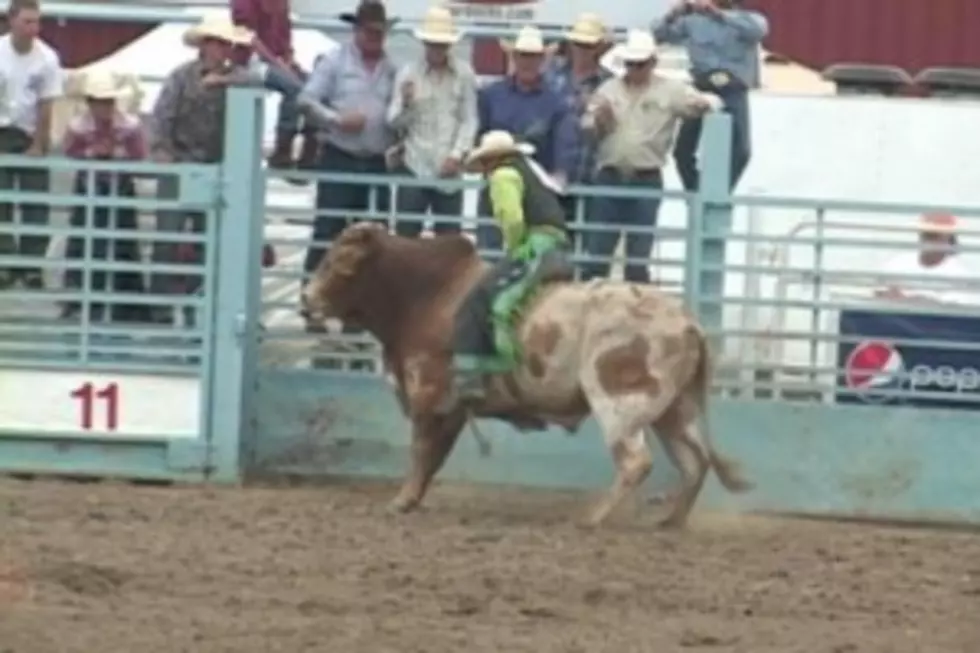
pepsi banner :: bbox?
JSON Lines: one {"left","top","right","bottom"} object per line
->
{"left": 836, "top": 308, "right": 980, "bottom": 410}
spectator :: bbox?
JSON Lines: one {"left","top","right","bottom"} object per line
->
{"left": 298, "top": 0, "right": 397, "bottom": 328}
{"left": 876, "top": 213, "right": 974, "bottom": 304}
{"left": 230, "top": 0, "right": 318, "bottom": 179}
{"left": 386, "top": 6, "right": 477, "bottom": 238}
{"left": 61, "top": 70, "right": 148, "bottom": 323}
{"left": 581, "top": 30, "right": 720, "bottom": 283}
{"left": 653, "top": 0, "right": 768, "bottom": 191}
{"left": 543, "top": 12, "right": 612, "bottom": 257}
{"left": 149, "top": 14, "right": 254, "bottom": 323}
{"left": 0, "top": 0, "right": 62, "bottom": 290}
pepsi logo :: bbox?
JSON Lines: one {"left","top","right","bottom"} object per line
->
{"left": 844, "top": 341, "right": 905, "bottom": 393}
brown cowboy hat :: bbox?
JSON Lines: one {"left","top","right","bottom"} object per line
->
{"left": 339, "top": 1, "right": 399, "bottom": 28}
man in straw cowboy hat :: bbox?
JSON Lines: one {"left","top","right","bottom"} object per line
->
{"left": 298, "top": 1, "right": 399, "bottom": 330}
{"left": 0, "top": 0, "right": 63, "bottom": 289}
{"left": 581, "top": 29, "right": 722, "bottom": 284}
{"left": 148, "top": 12, "right": 253, "bottom": 316}
{"left": 443, "top": 129, "right": 574, "bottom": 406}
{"left": 876, "top": 213, "right": 975, "bottom": 304}
{"left": 61, "top": 69, "right": 148, "bottom": 322}
{"left": 653, "top": 0, "right": 769, "bottom": 191}
{"left": 476, "top": 24, "right": 577, "bottom": 256}
{"left": 386, "top": 5, "right": 477, "bottom": 238}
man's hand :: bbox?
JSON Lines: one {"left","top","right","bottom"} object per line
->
{"left": 439, "top": 156, "right": 461, "bottom": 178}
{"left": 23, "top": 144, "right": 43, "bottom": 157}
{"left": 875, "top": 285, "right": 905, "bottom": 300}
{"left": 698, "top": 92, "right": 725, "bottom": 112}
{"left": 201, "top": 72, "right": 231, "bottom": 88}
{"left": 400, "top": 79, "right": 415, "bottom": 106}
{"left": 592, "top": 96, "right": 616, "bottom": 131}
{"left": 550, "top": 171, "right": 568, "bottom": 191}
{"left": 668, "top": 0, "right": 692, "bottom": 17}
{"left": 335, "top": 111, "right": 366, "bottom": 133}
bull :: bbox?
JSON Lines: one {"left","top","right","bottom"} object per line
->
{"left": 304, "top": 221, "right": 753, "bottom": 528}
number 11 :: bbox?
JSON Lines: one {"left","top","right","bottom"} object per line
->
{"left": 70, "top": 382, "right": 119, "bottom": 430}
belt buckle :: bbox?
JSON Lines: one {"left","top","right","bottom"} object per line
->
{"left": 709, "top": 71, "right": 731, "bottom": 87}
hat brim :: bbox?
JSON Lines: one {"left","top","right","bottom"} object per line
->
{"left": 464, "top": 142, "right": 534, "bottom": 171}
{"left": 498, "top": 39, "right": 559, "bottom": 56}
{"left": 621, "top": 50, "right": 656, "bottom": 63}
{"left": 413, "top": 28, "right": 460, "bottom": 44}
{"left": 183, "top": 28, "right": 253, "bottom": 47}
{"left": 565, "top": 31, "right": 604, "bottom": 45}
{"left": 85, "top": 91, "right": 123, "bottom": 100}
{"left": 339, "top": 12, "right": 399, "bottom": 27}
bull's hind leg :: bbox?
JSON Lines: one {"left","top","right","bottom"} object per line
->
{"left": 581, "top": 391, "right": 676, "bottom": 528}
{"left": 389, "top": 412, "right": 465, "bottom": 514}
{"left": 650, "top": 396, "right": 711, "bottom": 529}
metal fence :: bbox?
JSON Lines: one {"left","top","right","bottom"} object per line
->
{"left": 3, "top": 76, "right": 980, "bottom": 522}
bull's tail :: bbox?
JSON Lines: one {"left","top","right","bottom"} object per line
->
{"left": 692, "top": 334, "right": 754, "bottom": 493}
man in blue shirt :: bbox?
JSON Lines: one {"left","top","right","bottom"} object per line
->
{"left": 476, "top": 25, "right": 578, "bottom": 257}
{"left": 653, "top": 0, "right": 768, "bottom": 191}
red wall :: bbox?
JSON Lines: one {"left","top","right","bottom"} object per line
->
{"left": 35, "top": 19, "right": 153, "bottom": 68}
{"left": 750, "top": 0, "right": 980, "bottom": 74}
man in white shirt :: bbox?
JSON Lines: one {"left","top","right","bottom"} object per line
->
{"left": 876, "top": 213, "right": 975, "bottom": 305}
{"left": 0, "top": 0, "right": 63, "bottom": 289}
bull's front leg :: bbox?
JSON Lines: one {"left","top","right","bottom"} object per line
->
{"left": 389, "top": 412, "right": 465, "bottom": 513}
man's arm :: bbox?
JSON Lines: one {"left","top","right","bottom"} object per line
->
{"left": 386, "top": 64, "right": 414, "bottom": 130}
{"left": 149, "top": 68, "right": 184, "bottom": 160}
{"left": 550, "top": 101, "right": 578, "bottom": 180}
{"left": 450, "top": 67, "right": 479, "bottom": 160}
{"left": 488, "top": 165, "right": 526, "bottom": 252}
{"left": 718, "top": 9, "right": 769, "bottom": 42}
{"left": 31, "top": 52, "right": 64, "bottom": 153}
{"left": 298, "top": 49, "right": 340, "bottom": 127}
{"left": 672, "top": 82, "right": 724, "bottom": 117}
{"left": 651, "top": 3, "right": 689, "bottom": 44}
{"left": 476, "top": 83, "right": 493, "bottom": 140}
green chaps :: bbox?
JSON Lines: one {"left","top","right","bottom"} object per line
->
{"left": 451, "top": 229, "right": 572, "bottom": 375}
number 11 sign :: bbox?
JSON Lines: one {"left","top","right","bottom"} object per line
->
{"left": 0, "top": 371, "right": 201, "bottom": 438}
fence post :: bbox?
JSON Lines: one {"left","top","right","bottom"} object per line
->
{"left": 206, "top": 87, "right": 267, "bottom": 481}
{"left": 691, "top": 112, "right": 733, "bottom": 356}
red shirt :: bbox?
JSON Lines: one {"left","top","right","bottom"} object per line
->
{"left": 63, "top": 112, "right": 147, "bottom": 161}
{"left": 231, "top": 0, "right": 292, "bottom": 66}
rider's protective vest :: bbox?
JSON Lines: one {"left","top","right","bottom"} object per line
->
{"left": 509, "top": 155, "right": 567, "bottom": 234}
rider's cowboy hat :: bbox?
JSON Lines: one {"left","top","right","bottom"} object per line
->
{"left": 82, "top": 70, "right": 125, "bottom": 100}
{"left": 464, "top": 131, "right": 535, "bottom": 171}
{"left": 339, "top": 1, "right": 399, "bottom": 28}
{"left": 183, "top": 13, "right": 254, "bottom": 47}
{"left": 919, "top": 212, "right": 958, "bottom": 236}
{"left": 564, "top": 13, "right": 608, "bottom": 45}
{"left": 499, "top": 25, "right": 558, "bottom": 56}
{"left": 619, "top": 29, "right": 659, "bottom": 62}
{"left": 413, "top": 6, "right": 460, "bottom": 44}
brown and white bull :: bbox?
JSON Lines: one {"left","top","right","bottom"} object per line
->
{"left": 304, "top": 222, "right": 753, "bottom": 528}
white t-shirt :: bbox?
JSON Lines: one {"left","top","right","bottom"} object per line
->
{"left": 877, "top": 252, "right": 975, "bottom": 305}
{"left": 0, "top": 35, "right": 63, "bottom": 135}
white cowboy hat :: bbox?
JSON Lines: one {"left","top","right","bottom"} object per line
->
{"left": 413, "top": 6, "right": 460, "bottom": 44}
{"left": 500, "top": 25, "right": 555, "bottom": 56}
{"left": 183, "top": 13, "right": 254, "bottom": 47}
{"left": 565, "top": 13, "right": 607, "bottom": 45}
{"left": 619, "top": 29, "right": 658, "bottom": 62}
{"left": 464, "top": 130, "right": 535, "bottom": 171}
{"left": 82, "top": 70, "right": 124, "bottom": 100}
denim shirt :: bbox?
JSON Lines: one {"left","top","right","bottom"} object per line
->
{"left": 544, "top": 58, "right": 610, "bottom": 183}
{"left": 652, "top": 9, "right": 768, "bottom": 88}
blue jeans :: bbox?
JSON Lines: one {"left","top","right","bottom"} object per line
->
{"left": 264, "top": 63, "right": 307, "bottom": 136}
{"left": 674, "top": 80, "right": 751, "bottom": 191}
{"left": 393, "top": 167, "right": 463, "bottom": 237}
{"left": 582, "top": 167, "right": 663, "bottom": 283}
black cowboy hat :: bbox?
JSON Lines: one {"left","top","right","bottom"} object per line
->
{"left": 339, "top": 1, "right": 399, "bottom": 28}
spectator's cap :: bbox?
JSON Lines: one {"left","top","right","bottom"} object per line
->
{"left": 565, "top": 13, "right": 607, "bottom": 46}
{"left": 82, "top": 70, "right": 124, "bottom": 100}
{"left": 183, "top": 13, "right": 254, "bottom": 47}
{"left": 500, "top": 25, "right": 557, "bottom": 56}
{"left": 339, "top": 1, "right": 398, "bottom": 29}
{"left": 464, "top": 131, "right": 535, "bottom": 171}
{"left": 413, "top": 6, "right": 460, "bottom": 44}
{"left": 919, "top": 212, "right": 958, "bottom": 235}
{"left": 619, "top": 29, "right": 658, "bottom": 62}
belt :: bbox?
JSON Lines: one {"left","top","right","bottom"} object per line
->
{"left": 692, "top": 69, "right": 747, "bottom": 92}
{"left": 602, "top": 165, "right": 662, "bottom": 179}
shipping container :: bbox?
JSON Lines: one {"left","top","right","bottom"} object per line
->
{"left": 750, "top": 0, "right": 980, "bottom": 74}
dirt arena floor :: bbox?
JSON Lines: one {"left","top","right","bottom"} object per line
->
{"left": 1, "top": 477, "right": 979, "bottom": 653}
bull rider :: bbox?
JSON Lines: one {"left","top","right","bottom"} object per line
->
{"left": 441, "top": 130, "right": 574, "bottom": 410}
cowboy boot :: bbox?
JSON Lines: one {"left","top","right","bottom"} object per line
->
{"left": 267, "top": 130, "right": 296, "bottom": 171}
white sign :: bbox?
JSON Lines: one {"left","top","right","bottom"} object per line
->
{"left": 0, "top": 371, "right": 201, "bottom": 438}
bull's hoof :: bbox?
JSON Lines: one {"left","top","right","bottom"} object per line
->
{"left": 386, "top": 496, "right": 420, "bottom": 515}
{"left": 657, "top": 515, "right": 688, "bottom": 531}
